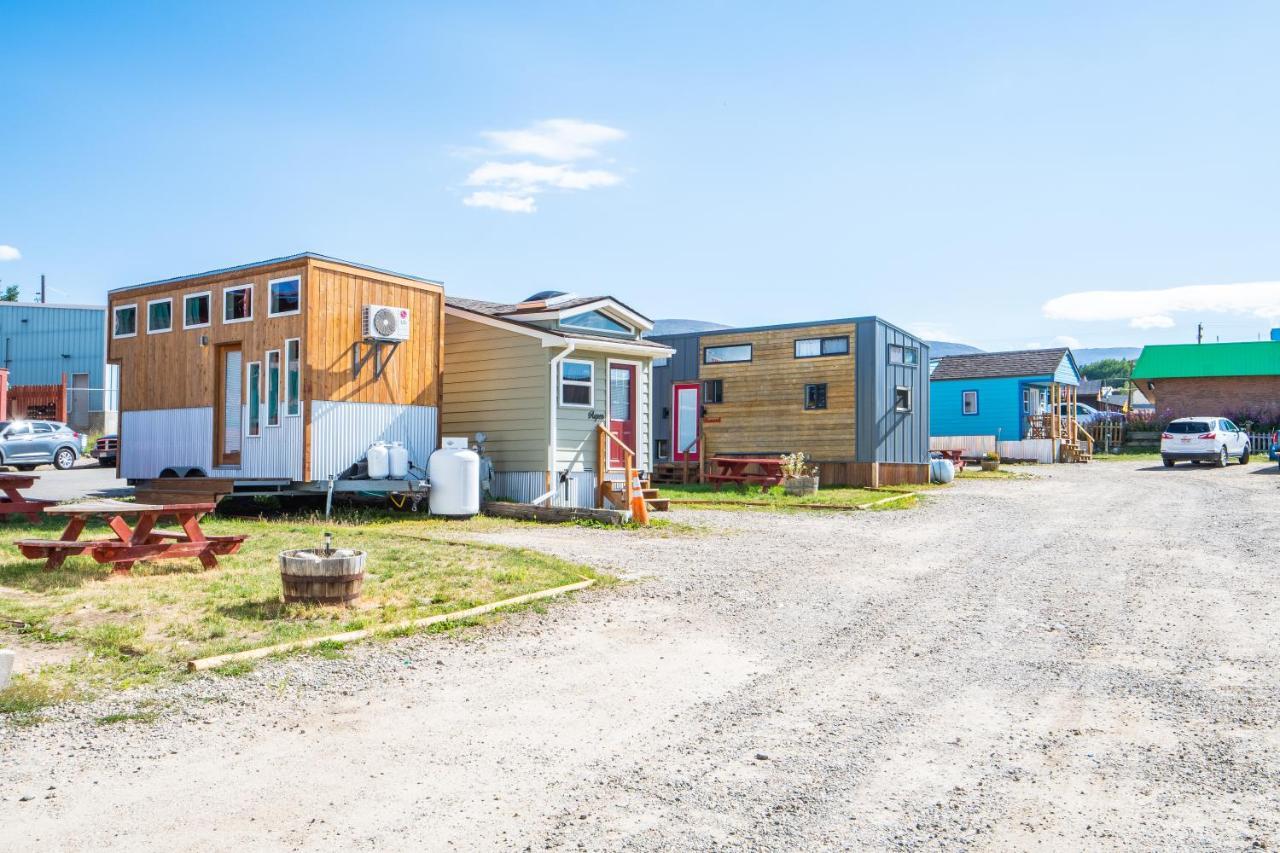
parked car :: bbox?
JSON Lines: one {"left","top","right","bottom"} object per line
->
{"left": 0, "top": 420, "right": 86, "bottom": 471}
{"left": 1161, "top": 417, "right": 1250, "bottom": 467}
{"left": 91, "top": 434, "right": 119, "bottom": 467}
{"left": 1058, "top": 402, "right": 1124, "bottom": 426}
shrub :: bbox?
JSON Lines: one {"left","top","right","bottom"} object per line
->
{"left": 778, "top": 452, "right": 816, "bottom": 479}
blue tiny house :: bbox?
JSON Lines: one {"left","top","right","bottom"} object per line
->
{"left": 0, "top": 302, "right": 117, "bottom": 432}
{"left": 929, "top": 348, "right": 1086, "bottom": 462}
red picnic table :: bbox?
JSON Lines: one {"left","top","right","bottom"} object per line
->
{"left": 0, "top": 473, "right": 57, "bottom": 523}
{"left": 932, "top": 448, "right": 967, "bottom": 472}
{"left": 705, "top": 456, "right": 786, "bottom": 491}
{"left": 15, "top": 499, "right": 246, "bottom": 573}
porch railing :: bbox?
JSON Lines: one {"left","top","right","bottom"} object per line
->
{"left": 595, "top": 424, "right": 648, "bottom": 523}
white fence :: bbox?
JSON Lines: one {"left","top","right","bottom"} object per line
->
{"left": 996, "top": 439, "right": 1056, "bottom": 464}
{"left": 930, "top": 435, "right": 997, "bottom": 457}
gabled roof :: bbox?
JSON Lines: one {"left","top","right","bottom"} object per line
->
{"left": 930, "top": 347, "right": 1072, "bottom": 381}
{"left": 1131, "top": 341, "right": 1280, "bottom": 379}
{"left": 445, "top": 297, "right": 671, "bottom": 354}
{"left": 448, "top": 294, "right": 653, "bottom": 329}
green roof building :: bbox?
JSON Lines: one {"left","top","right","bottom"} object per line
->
{"left": 1131, "top": 338, "right": 1280, "bottom": 421}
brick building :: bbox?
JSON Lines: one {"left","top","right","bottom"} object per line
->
{"left": 1131, "top": 339, "right": 1280, "bottom": 419}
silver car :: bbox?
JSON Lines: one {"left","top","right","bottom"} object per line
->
{"left": 0, "top": 420, "right": 85, "bottom": 471}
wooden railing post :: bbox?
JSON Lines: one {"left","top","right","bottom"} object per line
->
{"left": 595, "top": 424, "right": 607, "bottom": 508}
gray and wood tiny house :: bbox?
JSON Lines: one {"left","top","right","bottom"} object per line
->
{"left": 649, "top": 317, "right": 930, "bottom": 486}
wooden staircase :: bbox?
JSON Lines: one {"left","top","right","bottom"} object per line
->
{"left": 600, "top": 476, "right": 669, "bottom": 512}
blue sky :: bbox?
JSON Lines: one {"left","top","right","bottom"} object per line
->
{"left": 3, "top": 1, "right": 1280, "bottom": 350}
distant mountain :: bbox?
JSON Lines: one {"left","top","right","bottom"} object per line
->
{"left": 1074, "top": 347, "right": 1141, "bottom": 364}
{"left": 649, "top": 318, "right": 731, "bottom": 336}
{"left": 926, "top": 340, "right": 982, "bottom": 358}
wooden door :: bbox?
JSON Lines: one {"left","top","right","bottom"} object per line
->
{"left": 672, "top": 382, "right": 700, "bottom": 462}
{"left": 215, "top": 344, "right": 242, "bottom": 467}
{"left": 608, "top": 363, "right": 636, "bottom": 469}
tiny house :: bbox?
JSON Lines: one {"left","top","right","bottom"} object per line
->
{"left": 107, "top": 253, "right": 444, "bottom": 496}
{"left": 929, "top": 347, "right": 1085, "bottom": 462}
{"left": 441, "top": 292, "right": 673, "bottom": 508}
{"left": 649, "top": 317, "right": 932, "bottom": 486}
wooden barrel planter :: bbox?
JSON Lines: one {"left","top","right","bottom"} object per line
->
{"left": 279, "top": 549, "right": 367, "bottom": 605}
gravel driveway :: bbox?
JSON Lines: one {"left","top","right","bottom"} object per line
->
{"left": 3, "top": 461, "right": 1278, "bottom": 851}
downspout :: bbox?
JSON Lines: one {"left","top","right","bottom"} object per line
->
{"left": 533, "top": 342, "right": 576, "bottom": 506}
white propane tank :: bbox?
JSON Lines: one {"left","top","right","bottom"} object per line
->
{"left": 930, "top": 457, "right": 955, "bottom": 484}
{"left": 367, "top": 442, "right": 391, "bottom": 479}
{"left": 388, "top": 442, "right": 410, "bottom": 479}
{"left": 429, "top": 439, "right": 480, "bottom": 517}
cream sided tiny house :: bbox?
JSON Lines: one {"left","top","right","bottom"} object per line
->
{"left": 107, "top": 253, "right": 444, "bottom": 503}
{"left": 441, "top": 292, "right": 674, "bottom": 510}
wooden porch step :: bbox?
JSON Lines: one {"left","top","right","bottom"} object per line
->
{"left": 645, "top": 498, "right": 670, "bottom": 512}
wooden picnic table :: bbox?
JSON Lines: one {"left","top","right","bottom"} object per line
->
{"left": 705, "top": 456, "right": 786, "bottom": 491}
{"left": 0, "top": 473, "right": 57, "bottom": 523}
{"left": 932, "top": 448, "right": 967, "bottom": 472}
{"left": 14, "top": 499, "right": 246, "bottom": 574}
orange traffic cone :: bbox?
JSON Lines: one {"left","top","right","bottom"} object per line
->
{"left": 628, "top": 469, "right": 650, "bottom": 525}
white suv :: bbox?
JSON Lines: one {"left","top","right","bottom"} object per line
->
{"left": 1161, "top": 417, "right": 1251, "bottom": 467}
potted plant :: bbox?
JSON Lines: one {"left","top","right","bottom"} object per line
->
{"left": 979, "top": 451, "right": 1001, "bottom": 472}
{"left": 780, "top": 452, "right": 820, "bottom": 496}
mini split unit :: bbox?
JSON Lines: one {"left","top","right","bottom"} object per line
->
{"left": 362, "top": 304, "right": 411, "bottom": 342}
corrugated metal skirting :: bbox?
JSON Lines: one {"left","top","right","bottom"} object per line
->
{"left": 310, "top": 401, "right": 439, "bottom": 480}
{"left": 489, "top": 471, "right": 597, "bottom": 508}
{"left": 121, "top": 407, "right": 304, "bottom": 480}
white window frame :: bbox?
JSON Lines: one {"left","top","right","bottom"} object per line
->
{"left": 145, "top": 297, "right": 173, "bottom": 335}
{"left": 183, "top": 290, "right": 212, "bottom": 330}
{"left": 246, "top": 360, "right": 262, "bottom": 438}
{"left": 223, "top": 283, "right": 254, "bottom": 324}
{"left": 894, "top": 385, "right": 912, "bottom": 413}
{"left": 560, "top": 309, "right": 634, "bottom": 337}
{"left": 265, "top": 349, "right": 281, "bottom": 428}
{"left": 284, "top": 338, "right": 301, "bottom": 417}
{"left": 962, "top": 390, "right": 979, "bottom": 415}
{"left": 559, "top": 358, "right": 595, "bottom": 409}
{"left": 112, "top": 304, "right": 138, "bottom": 339}
{"left": 267, "top": 275, "right": 302, "bottom": 318}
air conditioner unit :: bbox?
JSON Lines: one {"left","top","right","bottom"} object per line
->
{"left": 362, "top": 304, "right": 411, "bottom": 342}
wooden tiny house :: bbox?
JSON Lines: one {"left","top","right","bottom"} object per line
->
{"left": 650, "top": 317, "right": 931, "bottom": 486}
{"left": 107, "top": 254, "right": 444, "bottom": 495}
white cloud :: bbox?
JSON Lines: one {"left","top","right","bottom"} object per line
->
{"left": 463, "top": 192, "right": 537, "bottom": 213}
{"left": 1052, "top": 335, "right": 1082, "bottom": 349}
{"left": 482, "top": 119, "right": 625, "bottom": 162}
{"left": 1043, "top": 282, "right": 1280, "bottom": 329}
{"left": 465, "top": 161, "right": 621, "bottom": 192}
{"left": 0, "top": 245, "right": 20, "bottom": 262}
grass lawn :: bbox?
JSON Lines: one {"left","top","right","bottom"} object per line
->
{"left": 660, "top": 482, "right": 918, "bottom": 510}
{"left": 0, "top": 510, "right": 612, "bottom": 723}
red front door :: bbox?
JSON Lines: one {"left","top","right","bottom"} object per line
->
{"left": 672, "top": 382, "right": 701, "bottom": 462}
{"left": 608, "top": 363, "right": 637, "bottom": 469}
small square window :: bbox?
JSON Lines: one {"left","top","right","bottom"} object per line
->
{"left": 113, "top": 305, "right": 137, "bottom": 338}
{"left": 224, "top": 285, "right": 253, "bottom": 323}
{"left": 560, "top": 359, "right": 594, "bottom": 407}
{"left": 269, "top": 277, "right": 301, "bottom": 317}
{"left": 804, "top": 383, "right": 828, "bottom": 410}
{"left": 962, "top": 390, "right": 979, "bottom": 415}
{"left": 146, "top": 299, "right": 172, "bottom": 334}
{"left": 703, "top": 379, "right": 723, "bottom": 404}
{"left": 184, "top": 292, "right": 211, "bottom": 329}
{"left": 894, "top": 386, "right": 912, "bottom": 412}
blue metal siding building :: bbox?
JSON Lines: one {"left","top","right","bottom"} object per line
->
{"left": 0, "top": 302, "right": 115, "bottom": 429}
{"left": 929, "top": 348, "right": 1081, "bottom": 440}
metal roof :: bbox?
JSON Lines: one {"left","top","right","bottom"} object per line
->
{"left": 1131, "top": 341, "right": 1280, "bottom": 379}
{"left": 930, "top": 348, "right": 1071, "bottom": 381}
{"left": 110, "top": 252, "right": 443, "bottom": 294}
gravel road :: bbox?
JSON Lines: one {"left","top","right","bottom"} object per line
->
{"left": 3, "top": 461, "right": 1278, "bottom": 851}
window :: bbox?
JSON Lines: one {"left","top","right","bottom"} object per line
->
{"left": 265, "top": 350, "right": 281, "bottom": 427}
{"left": 4, "top": 422, "right": 31, "bottom": 437}
{"left": 562, "top": 310, "right": 630, "bottom": 335}
{"left": 285, "top": 338, "right": 301, "bottom": 416}
{"left": 894, "top": 386, "right": 912, "bottom": 412}
{"left": 32, "top": 422, "right": 54, "bottom": 434}
{"left": 703, "top": 378, "right": 723, "bottom": 404}
{"left": 656, "top": 438, "right": 670, "bottom": 459}
{"left": 889, "top": 344, "right": 919, "bottom": 366}
{"left": 1022, "top": 388, "right": 1030, "bottom": 414}
{"left": 268, "top": 276, "right": 301, "bottom": 317}
{"left": 704, "top": 344, "right": 752, "bottom": 364}
{"left": 804, "top": 383, "right": 828, "bottom": 410}
{"left": 146, "top": 298, "right": 173, "bottom": 334}
{"left": 653, "top": 356, "right": 669, "bottom": 368}
{"left": 184, "top": 292, "right": 211, "bottom": 329}
{"left": 224, "top": 284, "right": 253, "bottom": 323}
{"left": 246, "top": 361, "right": 262, "bottom": 437}
{"left": 795, "top": 336, "right": 850, "bottom": 358}
{"left": 560, "top": 359, "right": 594, "bottom": 407}
{"left": 113, "top": 304, "right": 137, "bottom": 338}
{"left": 962, "top": 390, "right": 979, "bottom": 415}
{"left": 1166, "top": 420, "right": 1210, "bottom": 434}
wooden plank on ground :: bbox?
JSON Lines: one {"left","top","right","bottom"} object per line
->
{"left": 482, "top": 502, "right": 629, "bottom": 525}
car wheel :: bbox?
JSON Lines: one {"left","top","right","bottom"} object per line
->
{"left": 1163, "top": 457, "right": 1175, "bottom": 468}
{"left": 53, "top": 447, "right": 77, "bottom": 470}
{"left": 1217, "top": 446, "right": 1228, "bottom": 468}
{"left": 15, "top": 464, "right": 36, "bottom": 472}
{"left": 1241, "top": 446, "right": 1251, "bottom": 464}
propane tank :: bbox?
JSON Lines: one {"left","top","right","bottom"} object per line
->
{"left": 388, "top": 442, "right": 410, "bottom": 479}
{"left": 429, "top": 438, "right": 480, "bottom": 517}
{"left": 366, "top": 442, "right": 390, "bottom": 479}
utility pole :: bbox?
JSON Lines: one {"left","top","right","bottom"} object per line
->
{"left": 40, "top": 275, "right": 46, "bottom": 304}
{"left": 1197, "top": 322, "right": 1203, "bottom": 344}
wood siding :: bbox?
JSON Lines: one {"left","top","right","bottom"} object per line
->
{"left": 700, "top": 323, "right": 857, "bottom": 461}
{"left": 441, "top": 314, "right": 550, "bottom": 472}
